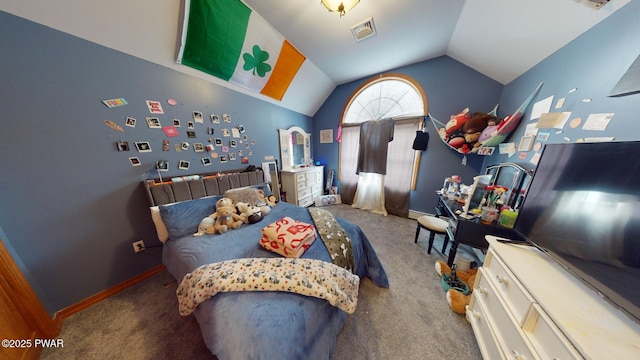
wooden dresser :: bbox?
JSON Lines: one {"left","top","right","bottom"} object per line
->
{"left": 280, "top": 166, "right": 323, "bottom": 207}
{"left": 467, "top": 236, "right": 640, "bottom": 360}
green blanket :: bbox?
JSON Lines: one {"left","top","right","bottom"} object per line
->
{"left": 308, "top": 207, "right": 355, "bottom": 272}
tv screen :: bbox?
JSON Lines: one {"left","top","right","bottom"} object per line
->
{"left": 514, "top": 141, "right": 640, "bottom": 324}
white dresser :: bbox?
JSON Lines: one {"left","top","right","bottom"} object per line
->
{"left": 280, "top": 166, "right": 323, "bottom": 207}
{"left": 467, "top": 236, "right": 640, "bottom": 360}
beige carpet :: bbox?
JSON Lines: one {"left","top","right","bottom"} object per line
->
{"left": 41, "top": 204, "right": 481, "bottom": 360}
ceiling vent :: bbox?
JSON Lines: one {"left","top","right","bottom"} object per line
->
{"left": 350, "top": 17, "right": 376, "bottom": 42}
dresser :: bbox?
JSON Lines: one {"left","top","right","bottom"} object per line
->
{"left": 280, "top": 166, "right": 323, "bottom": 207}
{"left": 467, "top": 236, "right": 640, "bottom": 360}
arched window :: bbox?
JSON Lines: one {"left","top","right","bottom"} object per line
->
{"left": 339, "top": 74, "right": 427, "bottom": 217}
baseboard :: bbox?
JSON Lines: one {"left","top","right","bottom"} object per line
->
{"left": 54, "top": 264, "right": 166, "bottom": 321}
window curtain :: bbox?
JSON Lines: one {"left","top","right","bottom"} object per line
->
{"left": 339, "top": 118, "right": 421, "bottom": 217}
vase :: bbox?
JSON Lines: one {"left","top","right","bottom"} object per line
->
{"left": 481, "top": 206, "right": 498, "bottom": 224}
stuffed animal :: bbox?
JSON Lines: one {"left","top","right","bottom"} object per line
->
{"left": 214, "top": 204, "right": 243, "bottom": 234}
{"left": 444, "top": 108, "right": 470, "bottom": 137}
{"left": 257, "top": 190, "right": 277, "bottom": 215}
{"left": 193, "top": 216, "right": 216, "bottom": 236}
{"left": 478, "top": 118, "right": 498, "bottom": 144}
{"left": 460, "top": 112, "right": 493, "bottom": 149}
{"left": 235, "top": 201, "right": 263, "bottom": 224}
{"left": 435, "top": 260, "right": 477, "bottom": 315}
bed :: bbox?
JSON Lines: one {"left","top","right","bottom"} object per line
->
{"left": 144, "top": 168, "right": 389, "bottom": 359}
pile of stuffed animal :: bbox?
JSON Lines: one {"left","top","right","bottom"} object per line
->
{"left": 438, "top": 108, "right": 501, "bottom": 154}
{"left": 435, "top": 259, "right": 477, "bottom": 314}
{"left": 193, "top": 191, "right": 279, "bottom": 236}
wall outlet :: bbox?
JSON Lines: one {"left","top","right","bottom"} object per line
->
{"left": 132, "top": 240, "right": 145, "bottom": 253}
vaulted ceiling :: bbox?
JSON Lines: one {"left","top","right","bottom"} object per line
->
{"left": 0, "top": 0, "right": 629, "bottom": 116}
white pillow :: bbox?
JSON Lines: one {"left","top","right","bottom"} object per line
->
{"left": 150, "top": 206, "right": 170, "bottom": 243}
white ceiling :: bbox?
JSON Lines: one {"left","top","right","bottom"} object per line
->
{"left": 0, "top": 0, "right": 629, "bottom": 116}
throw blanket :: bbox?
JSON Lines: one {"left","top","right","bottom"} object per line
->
{"left": 308, "top": 207, "right": 355, "bottom": 272}
{"left": 177, "top": 258, "right": 360, "bottom": 316}
{"left": 260, "top": 217, "right": 317, "bottom": 258}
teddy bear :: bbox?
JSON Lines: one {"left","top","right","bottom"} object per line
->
{"left": 435, "top": 260, "right": 477, "bottom": 315}
{"left": 214, "top": 204, "right": 243, "bottom": 234}
{"left": 235, "top": 201, "right": 263, "bottom": 224}
{"left": 460, "top": 112, "right": 494, "bottom": 149}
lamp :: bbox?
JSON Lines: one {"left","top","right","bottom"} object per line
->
{"left": 321, "top": 0, "right": 360, "bottom": 17}
{"left": 156, "top": 160, "right": 168, "bottom": 182}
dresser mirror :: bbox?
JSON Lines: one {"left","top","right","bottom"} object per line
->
{"left": 278, "top": 126, "right": 311, "bottom": 170}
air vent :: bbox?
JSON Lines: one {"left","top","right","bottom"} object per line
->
{"left": 350, "top": 17, "right": 376, "bottom": 42}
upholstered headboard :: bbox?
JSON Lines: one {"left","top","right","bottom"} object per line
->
{"left": 143, "top": 168, "right": 266, "bottom": 207}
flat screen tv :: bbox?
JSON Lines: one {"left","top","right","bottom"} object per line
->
{"left": 514, "top": 141, "right": 640, "bottom": 324}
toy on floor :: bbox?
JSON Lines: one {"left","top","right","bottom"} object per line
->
{"left": 435, "top": 260, "right": 477, "bottom": 315}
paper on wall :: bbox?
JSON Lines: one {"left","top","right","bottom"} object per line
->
{"left": 583, "top": 113, "right": 614, "bottom": 131}
{"left": 530, "top": 95, "right": 553, "bottom": 120}
{"left": 536, "top": 112, "right": 571, "bottom": 129}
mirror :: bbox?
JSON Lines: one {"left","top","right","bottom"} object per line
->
{"left": 279, "top": 126, "right": 311, "bottom": 170}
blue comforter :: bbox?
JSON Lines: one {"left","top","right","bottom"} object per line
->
{"left": 163, "top": 202, "right": 389, "bottom": 360}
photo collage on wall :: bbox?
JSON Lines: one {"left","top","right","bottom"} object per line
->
{"left": 102, "top": 98, "right": 255, "bottom": 170}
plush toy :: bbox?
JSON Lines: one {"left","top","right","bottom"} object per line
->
{"left": 257, "top": 190, "right": 277, "bottom": 215}
{"left": 193, "top": 216, "right": 216, "bottom": 236}
{"left": 214, "top": 204, "right": 243, "bottom": 234}
{"left": 444, "top": 108, "right": 470, "bottom": 136}
{"left": 460, "top": 112, "right": 493, "bottom": 149}
{"left": 235, "top": 201, "right": 263, "bottom": 224}
{"left": 478, "top": 118, "right": 498, "bottom": 144}
{"left": 435, "top": 260, "right": 477, "bottom": 315}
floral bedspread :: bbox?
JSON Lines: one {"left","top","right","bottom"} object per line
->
{"left": 177, "top": 257, "right": 360, "bottom": 316}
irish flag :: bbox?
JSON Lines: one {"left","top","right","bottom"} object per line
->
{"left": 177, "top": 0, "right": 306, "bottom": 101}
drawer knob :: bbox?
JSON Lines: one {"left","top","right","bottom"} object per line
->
{"left": 471, "top": 310, "right": 481, "bottom": 320}
{"left": 477, "top": 286, "right": 488, "bottom": 296}
{"left": 511, "top": 349, "right": 526, "bottom": 360}
{"left": 496, "top": 274, "right": 509, "bottom": 285}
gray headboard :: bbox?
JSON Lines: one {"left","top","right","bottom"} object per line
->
{"left": 143, "top": 168, "right": 266, "bottom": 207}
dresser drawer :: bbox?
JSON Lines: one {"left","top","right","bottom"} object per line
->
{"left": 295, "top": 172, "right": 306, "bottom": 182}
{"left": 297, "top": 180, "right": 307, "bottom": 190}
{"left": 467, "top": 296, "right": 506, "bottom": 360}
{"left": 298, "top": 195, "right": 314, "bottom": 207}
{"left": 483, "top": 250, "right": 535, "bottom": 325}
{"left": 298, "top": 187, "right": 311, "bottom": 200}
{"left": 475, "top": 269, "right": 537, "bottom": 360}
{"left": 523, "top": 304, "right": 582, "bottom": 360}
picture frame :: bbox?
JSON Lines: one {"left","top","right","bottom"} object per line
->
{"left": 320, "top": 129, "right": 333, "bottom": 144}
{"left": 477, "top": 146, "right": 495, "bottom": 156}
{"left": 518, "top": 135, "right": 534, "bottom": 152}
{"left": 181, "top": 142, "right": 190, "bottom": 151}
{"left": 125, "top": 117, "right": 136, "bottom": 128}
{"left": 134, "top": 141, "right": 152, "bottom": 152}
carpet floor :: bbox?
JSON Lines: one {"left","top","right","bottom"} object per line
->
{"left": 41, "top": 204, "right": 482, "bottom": 360}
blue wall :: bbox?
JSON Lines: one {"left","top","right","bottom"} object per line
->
{"left": 313, "top": 56, "right": 503, "bottom": 213}
{"left": 0, "top": 12, "right": 311, "bottom": 313}
{"left": 485, "top": 0, "right": 640, "bottom": 168}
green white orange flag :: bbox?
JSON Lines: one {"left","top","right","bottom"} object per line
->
{"left": 177, "top": 0, "right": 306, "bottom": 101}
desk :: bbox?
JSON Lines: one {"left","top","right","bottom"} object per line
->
{"left": 436, "top": 195, "right": 518, "bottom": 267}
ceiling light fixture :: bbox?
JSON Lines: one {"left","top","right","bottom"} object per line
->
{"left": 321, "top": 0, "right": 360, "bottom": 18}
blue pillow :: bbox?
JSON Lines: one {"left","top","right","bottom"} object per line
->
{"left": 159, "top": 196, "right": 221, "bottom": 239}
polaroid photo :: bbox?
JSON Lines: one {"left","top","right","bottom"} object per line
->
{"left": 187, "top": 131, "right": 196, "bottom": 138}
{"left": 248, "top": 150, "right": 253, "bottom": 156}
{"left": 188, "top": 121, "right": 194, "bottom": 129}
{"left": 229, "top": 152, "right": 236, "bottom": 161}
{"left": 210, "top": 114, "right": 220, "bottom": 124}
{"left": 229, "top": 140, "right": 237, "bottom": 148}
{"left": 214, "top": 138, "right": 223, "bottom": 146}
{"left": 220, "top": 155, "right": 228, "bottom": 163}
{"left": 222, "top": 113, "right": 231, "bottom": 123}
{"left": 173, "top": 119, "right": 181, "bottom": 127}
{"left": 146, "top": 117, "right": 161, "bottom": 128}
{"left": 232, "top": 128, "right": 240, "bottom": 138}
{"left": 192, "top": 111, "right": 203, "bottom": 123}
{"left": 179, "top": 160, "right": 190, "bottom": 170}
{"left": 181, "top": 142, "right": 190, "bottom": 151}
{"left": 134, "top": 141, "right": 152, "bottom": 152}
{"left": 125, "top": 117, "right": 136, "bottom": 128}
{"left": 193, "top": 143, "right": 204, "bottom": 152}
{"left": 222, "top": 128, "right": 230, "bottom": 137}
{"left": 201, "top": 157, "right": 212, "bottom": 166}
{"left": 117, "top": 141, "right": 130, "bottom": 152}
{"left": 207, "top": 127, "right": 214, "bottom": 135}
{"left": 241, "top": 157, "right": 249, "bottom": 164}
{"left": 477, "top": 147, "right": 495, "bottom": 156}
{"left": 129, "top": 157, "right": 141, "bottom": 166}
{"left": 221, "top": 146, "right": 229, "bottom": 153}
{"left": 237, "top": 125, "right": 245, "bottom": 133}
